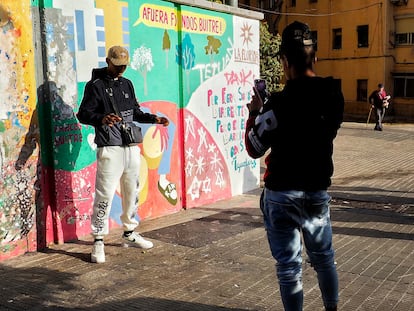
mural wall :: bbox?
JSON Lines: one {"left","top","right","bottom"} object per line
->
{"left": 0, "top": 2, "right": 38, "bottom": 260}
{"left": 0, "top": 0, "right": 261, "bottom": 261}
{"left": 182, "top": 13, "right": 260, "bottom": 208}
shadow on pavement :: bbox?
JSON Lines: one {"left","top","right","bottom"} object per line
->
{"left": 332, "top": 225, "right": 413, "bottom": 241}
{"left": 0, "top": 263, "right": 250, "bottom": 310}
{"left": 331, "top": 207, "right": 414, "bottom": 241}
{"left": 38, "top": 241, "right": 124, "bottom": 263}
{"left": 85, "top": 298, "right": 250, "bottom": 311}
{"left": 0, "top": 264, "right": 76, "bottom": 310}
{"left": 332, "top": 206, "right": 414, "bottom": 224}
{"left": 330, "top": 185, "right": 414, "bottom": 205}
{"left": 145, "top": 207, "right": 263, "bottom": 248}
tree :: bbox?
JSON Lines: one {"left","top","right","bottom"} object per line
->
{"left": 259, "top": 21, "right": 284, "bottom": 93}
{"left": 162, "top": 30, "right": 171, "bottom": 69}
{"left": 131, "top": 46, "right": 154, "bottom": 96}
{"left": 176, "top": 34, "right": 195, "bottom": 94}
{"left": 205, "top": 35, "right": 222, "bottom": 64}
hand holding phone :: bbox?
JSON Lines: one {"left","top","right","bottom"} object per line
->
{"left": 247, "top": 83, "right": 264, "bottom": 113}
{"left": 254, "top": 79, "right": 268, "bottom": 102}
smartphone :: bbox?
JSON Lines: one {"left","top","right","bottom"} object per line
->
{"left": 254, "top": 79, "right": 267, "bottom": 101}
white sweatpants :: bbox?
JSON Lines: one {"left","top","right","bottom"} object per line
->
{"left": 91, "top": 145, "right": 141, "bottom": 239}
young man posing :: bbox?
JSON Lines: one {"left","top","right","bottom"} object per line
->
{"left": 77, "top": 46, "right": 169, "bottom": 263}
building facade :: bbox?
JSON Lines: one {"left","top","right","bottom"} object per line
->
{"left": 241, "top": 0, "right": 414, "bottom": 122}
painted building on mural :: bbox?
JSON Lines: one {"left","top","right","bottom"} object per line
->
{"left": 0, "top": 0, "right": 263, "bottom": 261}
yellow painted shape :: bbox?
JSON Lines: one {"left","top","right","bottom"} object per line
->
{"left": 1, "top": 2, "right": 36, "bottom": 128}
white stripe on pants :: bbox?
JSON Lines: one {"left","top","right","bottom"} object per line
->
{"left": 91, "top": 145, "right": 141, "bottom": 239}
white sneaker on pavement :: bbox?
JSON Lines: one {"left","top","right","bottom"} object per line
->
{"left": 122, "top": 232, "right": 154, "bottom": 249}
{"left": 91, "top": 240, "right": 105, "bottom": 263}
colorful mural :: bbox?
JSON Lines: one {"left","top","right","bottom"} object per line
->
{"left": 124, "top": 1, "right": 260, "bottom": 208}
{"left": 182, "top": 13, "right": 260, "bottom": 208}
{"left": 0, "top": 2, "right": 38, "bottom": 259}
{"left": 0, "top": 0, "right": 261, "bottom": 261}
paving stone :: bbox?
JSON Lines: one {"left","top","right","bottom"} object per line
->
{"left": 0, "top": 122, "right": 413, "bottom": 310}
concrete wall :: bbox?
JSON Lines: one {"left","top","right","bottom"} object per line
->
{"left": 0, "top": 0, "right": 262, "bottom": 261}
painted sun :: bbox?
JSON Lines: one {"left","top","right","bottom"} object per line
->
{"left": 240, "top": 22, "right": 253, "bottom": 47}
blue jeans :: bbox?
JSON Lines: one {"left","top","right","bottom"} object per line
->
{"left": 260, "top": 188, "right": 338, "bottom": 311}
{"left": 375, "top": 107, "right": 385, "bottom": 130}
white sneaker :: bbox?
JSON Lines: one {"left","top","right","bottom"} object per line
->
{"left": 91, "top": 240, "right": 105, "bottom": 263}
{"left": 122, "top": 232, "right": 154, "bottom": 249}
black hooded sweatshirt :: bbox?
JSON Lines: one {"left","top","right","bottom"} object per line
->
{"left": 245, "top": 76, "right": 344, "bottom": 191}
{"left": 77, "top": 67, "right": 157, "bottom": 147}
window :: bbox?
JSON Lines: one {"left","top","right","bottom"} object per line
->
{"left": 332, "top": 28, "right": 342, "bottom": 49}
{"left": 357, "top": 25, "right": 369, "bottom": 48}
{"left": 259, "top": 0, "right": 265, "bottom": 9}
{"left": 311, "top": 31, "right": 318, "bottom": 51}
{"left": 333, "top": 79, "right": 342, "bottom": 92}
{"left": 394, "top": 76, "right": 414, "bottom": 98}
{"left": 405, "top": 79, "right": 413, "bottom": 97}
{"left": 395, "top": 18, "right": 414, "bottom": 45}
{"left": 357, "top": 79, "right": 368, "bottom": 101}
{"left": 395, "top": 33, "right": 414, "bottom": 45}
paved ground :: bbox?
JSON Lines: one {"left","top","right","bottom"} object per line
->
{"left": 1, "top": 122, "right": 413, "bottom": 311}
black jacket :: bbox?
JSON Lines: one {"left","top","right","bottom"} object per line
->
{"left": 77, "top": 68, "right": 157, "bottom": 147}
{"left": 245, "top": 76, "right": 344, "bottom": 191}
{"left": 369, "top": 90, "right": 384, "bottom": 109}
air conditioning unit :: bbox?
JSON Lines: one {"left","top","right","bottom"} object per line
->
{"left": 390, "top": 0, "right": 408, "bottom": 5}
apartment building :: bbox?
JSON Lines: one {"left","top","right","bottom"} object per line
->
{"left": 242, "top": 0, "right": 414, "bottom": 122}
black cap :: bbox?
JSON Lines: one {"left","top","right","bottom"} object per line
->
{"left": 280, "top": 21, "right": 314, "bottom": 55}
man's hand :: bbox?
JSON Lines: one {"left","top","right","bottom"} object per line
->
{"left": 246, "top": 86, "right": 264, "bottom": 113}
{"left": 102, "top": 113, "right": 122, "bottom": 126}
{"left": 156, "top": 116, "right": 169, "bottom": 127}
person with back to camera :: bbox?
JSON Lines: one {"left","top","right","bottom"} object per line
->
{"left": 369, "top": 83, "right": 391, "bottom": 131}
{"left": 77, "top": 46, "right": 169, "bottom": 263}
{"left": 245, "top": 21, "right": 344, "bottom": 311}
